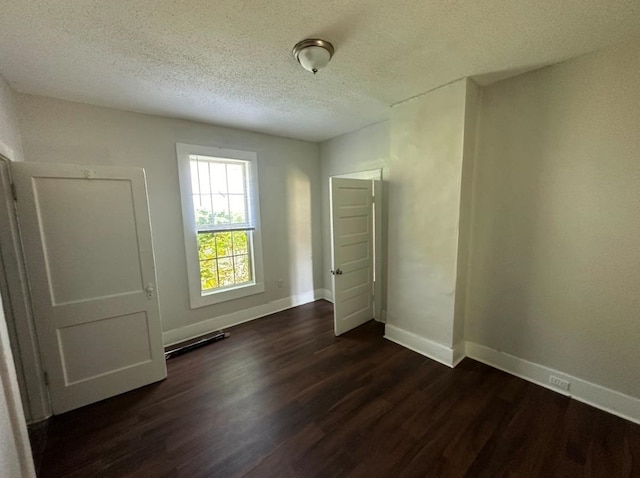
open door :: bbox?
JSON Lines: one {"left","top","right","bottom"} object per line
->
{"left": 11, "top": 162, "right": 166, "bottom": 414}
{"left": 330, "top": 177, "right": 374, "bottom": 335}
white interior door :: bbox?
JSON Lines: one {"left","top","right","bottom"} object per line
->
{"left": 11, "top": 162, "right": 167, "bottom": 414}
{"left": 330, "top": 177, "right": 374, "bottom": 335}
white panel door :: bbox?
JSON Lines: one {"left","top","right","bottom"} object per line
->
{"left": 11, "top": 162, "right": 167, "bottom": 414}
{"left": 330, "top": 178, "right": 374, "bottom": 335}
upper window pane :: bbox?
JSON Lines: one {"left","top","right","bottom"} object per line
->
{"left": 209, "top": 162, "right": 227, "bottom": 195}
{"left": 197, "top": 161, "right": 212, "bottom": 194}
{"left": 190, "top": 161, "right": 200, "bottom": 194}
{"left": 227, "top": 164, "right": 245, "bottom": 194}
{"left": 211, "top": 194, "right": 230, "bottom": 225}
{"left": 229, "top": 195, "right": 247, "bottom": 224}
{"left": 189, "top": 155, "right": 251, "bottom": 230}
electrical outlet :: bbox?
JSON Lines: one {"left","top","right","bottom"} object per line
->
{"left": 277, "top": 279, "right": 284, "bottom": 288}
{"left": 549, "top": 375, "right": 570, "bottom": 391}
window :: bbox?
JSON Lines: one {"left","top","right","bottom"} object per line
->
{"left": 177, "top": 144, "right": 264, "bottom": 308}
{"left": 192, "top": 157, "right": 252, "bottom": 291}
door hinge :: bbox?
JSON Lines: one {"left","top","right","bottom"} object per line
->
{"left": 10, "top": 182, "right": 17, "bottom": 201}
{"left": 43, "top": 371, "right": 49, "bottom": 386}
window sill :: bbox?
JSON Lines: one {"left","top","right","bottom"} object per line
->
{"left": 189, "top": 281, "right": 265, "bottom": 309}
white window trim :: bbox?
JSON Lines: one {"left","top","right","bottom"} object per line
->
{"left": 176, "top": 143, "right": 265, "bottom": 309}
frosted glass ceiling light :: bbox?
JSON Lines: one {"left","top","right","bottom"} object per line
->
{"left": 292, "top": 39, "right": 334, "bottom": 74}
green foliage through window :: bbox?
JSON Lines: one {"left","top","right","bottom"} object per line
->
{"left": 198, "top": 231, "right": 251, "bottom": 291}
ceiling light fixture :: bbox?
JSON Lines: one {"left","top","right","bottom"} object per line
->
{"left": 292, "top": 39, "right": 335, "bottom": 74}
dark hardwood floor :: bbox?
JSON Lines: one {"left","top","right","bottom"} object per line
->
{"left": 29, "top": 300, "right": 640, "bottom": 477}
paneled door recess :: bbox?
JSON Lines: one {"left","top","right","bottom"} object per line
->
{"left": 12, "top": 162, "right": 166, "bottom": 414}
{"left": 330, "top": 177, "right": 374, "bottom": 335}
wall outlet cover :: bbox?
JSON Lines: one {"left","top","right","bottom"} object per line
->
{"left": 549, "top": 375, "right": 571, "bottom": 391}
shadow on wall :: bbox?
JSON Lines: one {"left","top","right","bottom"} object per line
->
{"left": 471, "top": 87, "right": 553, "bottom": 358}
{"left": 285, "top": 167, "right": 320, "bottom": 298}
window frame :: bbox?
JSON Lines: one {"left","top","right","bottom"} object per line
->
{"left": 176, "top": 143, "right": 265, "bottom": 308}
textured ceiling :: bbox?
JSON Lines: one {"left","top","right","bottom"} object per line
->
{"left": 1, "top": 1, "right": 639, "bottom": 142}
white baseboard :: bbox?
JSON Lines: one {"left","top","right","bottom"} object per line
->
{"left": 465, "top": 341, "right": 640, "bottom": 425}
{"left": 384, "top": 324, "right": 459, "bottom": 368}
{"left": 375, "top": 309, "right": 387, "bottom": 324}
{"left": 315, "top": 288, "right": 333, "bottom": 302}
{"left": 451, "top": 342, "right": 466, "bottom": 367}
{"left": 163, "top": 289, "right": 326, "bottom": 346}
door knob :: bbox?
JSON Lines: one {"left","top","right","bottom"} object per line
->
{"left": 145, "top": 283, "right": 155, "bottom": 299}
{"left": 330, "top": 268, "right": 343, "bottom": 275}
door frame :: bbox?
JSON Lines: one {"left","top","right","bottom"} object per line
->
{"left": 0, "top": 293, "right": 37, "bottom": 477}
{"left": 331, "top": 168, "right": 383, "bottom": 322}
{"left": 0, "top": 155, "right": 50, "bottom": 423}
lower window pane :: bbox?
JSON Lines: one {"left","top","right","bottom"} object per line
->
{"left": 217, "top": 257, "right": 234, "bottom": 287}
{"left": 200, "top": 259, "right": 218, "bottom": 291}
{"left": 234, "top": 255, "right": 250, "bottom": 283}
{"left": 198, "top": 230, "right": 253, "bottom": 292}
{"left": 215, "top": 231, "right": 233, "bottom": 257}
{"left": 197, "top": 233, "right": 217, "bottom": 260}
{"left": 232, "top": 231, "right": 248, "bottom": 254}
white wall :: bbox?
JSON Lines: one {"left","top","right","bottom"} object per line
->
{"left": 466, "top": 39, "right": 640, "bottom": 400}
{"left": 385, "top": 79, "right": 476, "bottom": 360}
{"left": 0, "top": 76, "right": 23, "bottom": 161}
{"left": 16, "top": 94, "right": 323, "bottom": 345}
{"left": 319, "top": 121, "right": 389, "bottom": 308}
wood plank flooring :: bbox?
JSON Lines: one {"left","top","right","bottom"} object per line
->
{"left": 29, "top": 300, "right": 640, "bottom": 477}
